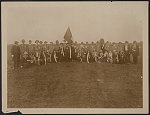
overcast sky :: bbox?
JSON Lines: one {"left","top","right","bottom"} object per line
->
{"left": 4, "top": 2, "right": 148, "bottom": 44}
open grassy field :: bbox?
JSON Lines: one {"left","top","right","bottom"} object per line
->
{"left": 7, "top": 45, "right": 143, "bottom": 108}
{"left": 7, "top": 62, "right": 143, "bottom": 108}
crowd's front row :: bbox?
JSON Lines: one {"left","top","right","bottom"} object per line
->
{"left": 11, "top": 40, "right": 141, "bottom": 69}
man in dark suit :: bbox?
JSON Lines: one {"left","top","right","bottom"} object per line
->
{"left": 11, "top": 41, "right": 21, "bottom": 69}
{"left": 34, "top": 40, "right": 40, "bottom": 65}
{"left": 27, "top": 40, "right": 35, "bottom": 64}
{"left": 48, "top": 42, "right": 54, "bottom": 63}
{"left": 124, "top": 41, "right": 130, "bottom": 64}
{"left": 132, "top": 41, "right": 139, "bottom": 64}
{"left": 64, "top": 43, "right": 70, "bottom": 62}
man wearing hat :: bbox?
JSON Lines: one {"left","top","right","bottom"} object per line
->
{"left": 96, "top": 41, "right": 101, "bottom": 53}
{"left": 131, "top": 41, "right": 139, "bottom": 64}
{"left": 58, "top": 43, "right": 65, "bottom": 62}
{"left": 48, "top": 42, "right": 54, "bottom": 63}
{"left": 104, "top": 41, "right": 110, "bottom": 52}
{"left": 20, "top": 39, "right": 29, "bottom": 68}
{"left": 54, "top": 40, "right": 60, "bottom": 62}
{"left": 27, "top": 40, "right": 35, "bottom": 63}
{"left": 28, "top": 40, "right": 34, "bottom": 54}
{"left": 118, "top": 42, "right": 123, "bottom": 52}
{"left": 11, "top": 41, "right": 21, "bottom": 69}
{"left": 38, "top": 41, "right": 45, "bottom": 65}
{"left": 70, "top": 43, "right": 76, "bottom": 61}
{"left": 42, "top": 41, "right": 49, "bottom": 64}
{"left": 85, "top": 42, "right": 90, "bottom": 56}
{"left": 34, "top": 40, "right": 40, "bottom": 65}
{"left": 64, "top": 43, "right": 70, "bottom": 62}
{"left": 39, "top": 41, "right": 43, "bottom": 52}
{"left": 124, "top": 41, "right": 130, "bottom": 64}
{"left": 43, "top": 41, "right": 48, "bottom": 51}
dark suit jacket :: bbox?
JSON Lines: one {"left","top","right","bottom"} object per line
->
{"left": 11, "top": 45, "right": 21, "bottom": 61}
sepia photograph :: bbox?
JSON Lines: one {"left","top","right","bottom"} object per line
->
{"left": 1, "top": 1, "right": 148, "bottom": 114}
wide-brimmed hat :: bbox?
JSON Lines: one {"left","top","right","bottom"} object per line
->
{"left": 29, "top": 40, "right": 32, "bottom": 42}
{"left": 133, "top": 41, "right": 137, "bottom": 44}
{"left": 14, "top": 41, "right": 19, "bottom": 44}
{"left": 44, "top": 41, "right": 48, "bottom": 43}
{"left": 74, "top": 41, "right": 77, "bottom": 44}
{"left": 35, "top": 40, "right": 39, "bottom": 43}
{"left": 39, "top": 41, "right": 43, "bottom": 44}
{"left": 22, "top": 39, "right": 25, "bottom": 42}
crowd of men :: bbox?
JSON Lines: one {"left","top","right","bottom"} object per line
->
{"left": 11, "top": 39, "right": 142, "bottom": 69}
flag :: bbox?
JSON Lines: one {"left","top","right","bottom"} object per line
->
{"left": 64, "top": 27, "right": 73, "bottom": 43}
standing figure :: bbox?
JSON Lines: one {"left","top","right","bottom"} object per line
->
{"left": 98, "top": 50, "right": 104, "bottom": 63}
{"left": 27, "top": 40, "right": 35, "bottom": 64}
{"left": 138, "top": 41, "right": 143, "bottom": 64}
{"left": 74, "top": 45, "right": 78, "bottom": 61}
{"left": 118, "top": 42, "right": 123, "bottom": 52}
{"left": 64, "top": 43, "right": 70, "bottom": 62}
{"left": 129, "top": 43, "right": 133, "bottom": 63}
{"left": 90, "top": 42, "right": 94, "bottom": 53}
{"left": 54, "top": 41, "right": 60, "bottom": 62}
{"left": 131, "top": 41, "right": 139, "bottom": 64}
{"left": 92, "top": 49, "right": 98, "bottom": 62}
{"left": 49, "top": 42, "right": 54, "bottom": 63}
{"left": 69, "top": 44, "right": 72, "bottom": 61}
{"left": 39, "top": 41, "right": 43, "bottom": 52}
{"left": 112, "top": 50, "right": 118, "bottom": 64}
{"left": 20, "top": 39, "right": 29, "bottom": 68}
{"left": 53, "top": 51, "right": 58, "bottom": 63}
{"left": 120, "top": 51, "right": 125, "bottom": 64}
{"left": 77, "top": 50, "right": 82, "bottom": 62}
{"left": 116, "top": 51, "right": 119, "bottom": 64}
{"left": 43, "top": 41, "right": 49, "bottom": 64}
{"left": 39, "top": 41, "right": 45, "bottom": 65}
{"left": 103, "top": 50, "right": 108, "bottom": 62}
{"left": 11, "top": 41, "right": 21, "bottom": 69}
{"left": 34, "top": 40, "right": 40, "bottom": 65}
{"left": 101, "top": 44, "right": 105, "bottom": 54}
{"left": 86, "top": 50, "right": 90, "bottom": 63}
{"left": 104, "top": 41, "right": 110, "bottom": 52}
{"left": 59, "top": 43, "right": 65, "bottom": 62}
{"left": 124, "top": 41, "right": 130, "bottom": 64}
{"left": 80, "top": 42, "right": 84, "bottom": 50}
{"left": 71, "top": 44, "right": 76, "bottom": 61}
{"left": 81, "top": 48, "right": 87, "bottom": 62}
{"left": 108, "top": 51, "right": 113, "bottom": 64}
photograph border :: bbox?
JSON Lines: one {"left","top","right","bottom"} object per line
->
{"left": 1, "top": 1, "right": 149, "bottom": 114}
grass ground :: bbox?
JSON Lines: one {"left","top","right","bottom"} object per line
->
{"left": 7, "top": 61, "right": 143, "bottom": 108}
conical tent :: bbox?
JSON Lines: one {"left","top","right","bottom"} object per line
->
{"left": 64, "top": 27, "right": 73, "bottom": 43}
